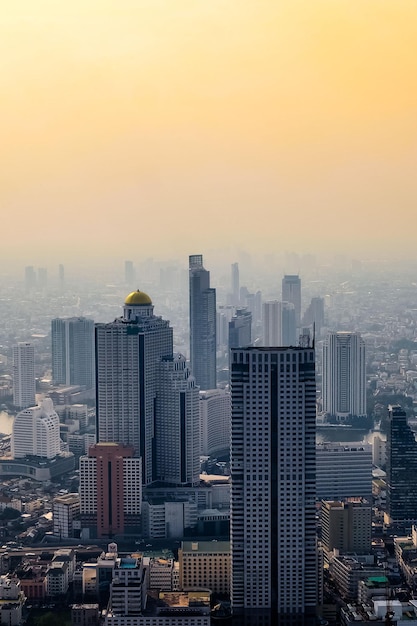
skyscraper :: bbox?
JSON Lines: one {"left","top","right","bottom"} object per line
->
{"left": 51, "top": 317, "right": 95, "bottom": 389}
{"left": 95, "top": 290, "right": 173, "bottom": 485}
{"left": 79, "top": 443, "right": 142, "bottom": 538}
{"left": 280, "top": 301, "right": 296, "bottom": 346}
{"left": 386, "top": 404, "right": 417, "bottom": 525}
{"left": 12, "top": 398, "right": 61, "bottom": 459}
{"left": 282, "top": 274, "right": 301, "bottom": 327}
{"left": 230, "top": 346, "right": 317, "bottom": 621}
{"left": 12, "top": 342, "right": 36, "bottom": 409}
{"left": 155, "top": 354, "right": 200, "bottom": 486}
{"left": 189, "top": 254, "right": 216, "bottom": 390}
{"left": 263, "top": 301, "right": 296, "bottom": 347}
{"left": 231, "top": 262, "right": 240, "bottom": 305}
{"left": 322, "top": 331, "right": 366, "bottom": 421}
{"left": 228, "top": 308, "right": 252, "bottom": 350}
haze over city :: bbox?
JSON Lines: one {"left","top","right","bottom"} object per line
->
{"left": 2, "top": 0, "right": 417, "bottom": 267}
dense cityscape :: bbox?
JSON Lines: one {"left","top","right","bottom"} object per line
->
{"left": 0, "top": 254, "right": 416, "bottom": 625}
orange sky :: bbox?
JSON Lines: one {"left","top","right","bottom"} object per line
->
{"left": 2, "top": 1, "right": 417, "bottom": 265}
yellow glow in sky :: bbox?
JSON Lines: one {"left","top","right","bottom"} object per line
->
{"left": 2, "top": 1, "right": 417, "bottom": 264}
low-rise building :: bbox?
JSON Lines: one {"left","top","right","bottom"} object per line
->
{"left": 179, "top": 541, "right": 230, "bottom": 595}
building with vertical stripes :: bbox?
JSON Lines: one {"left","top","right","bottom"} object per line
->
{"left": 230, "top": 346, "right": 317, "bottom": 623}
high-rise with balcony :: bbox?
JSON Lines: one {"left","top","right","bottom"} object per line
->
{"left": 12, "top": 342, "right": 36, "bottom": 409}
{"left": 189, "top": 254, "right": 216, "bottom": 390}
{"left": 322, "top": 331, "right": 366, "bottom": 421}
{"left": 230, "top": 346, "right": 317, "bottom": 623}
{"left": 51, "top": 317, "right": 95, "bottom": 389}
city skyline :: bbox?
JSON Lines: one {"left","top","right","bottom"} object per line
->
{"left": 2, "top": 2, "right": 417, "bottom": 265}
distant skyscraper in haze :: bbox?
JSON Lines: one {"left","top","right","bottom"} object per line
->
{"left": 51, "top": 317, "right": 95, "bottom": 389}
{"left": 189, "top": 255, "right": 216, "bottom": 390}
{"left": 13, "top": 342, "right": 36, "bottom": 409}
{"left": 280, "top": 301, "right": 296, "bottom": 346}
{"left": 322, "top": 331, "right": 366, "bottom": 421}
{"left": 231, "top": 262, "right": 240, "bottom": 305}
{"left": 303, "top": 297, "right": 325, "bottom": 337}
{"left": 24, "top": 266, "right": 36, "bottom": 291}
{"left": 228, "top": 308, "right": 252, "bottom": 350}
{"left": 94, "top": 291, "right": 199, "bottom": 490}
{"left": 282, "top": 275, "right": 301, "bottom": 327}
{"left": 124, "top": 260, "right": 135, "bottom": 286}
{"left": 386, "top": 404, "right": 417, "bottom": 525}
{"left": 230, "top": 346, "right": 317, "bottom": 620}
{"left": 38, "top": 267, "right": 47, "bottom": 290}
{"left": 262, "top": 301, "right": 280, "bottom": 346}
{"left": 58, "top": 264, "right": 65, "bottom": 289}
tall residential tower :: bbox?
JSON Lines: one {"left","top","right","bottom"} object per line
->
{"left": 51, "top": 317, "right": 95, "bottom": 389}
{"left": 230, "top": 346, "right": 317, "bottom": 622}
{"left": 12, "top": 342, "right": 36, "bottom": 409}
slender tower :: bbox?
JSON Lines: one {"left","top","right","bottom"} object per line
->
{"left": 189, "top": 255, "right": 216, "bottom": 390}
{"left": 282, "top": 275, "right": 301, "bottom": 328}
{"left": 230, "top": 346, "right": 317, "bottom": 622}
{"left": 13, "top": 342, "right": 36, "bottom": 409}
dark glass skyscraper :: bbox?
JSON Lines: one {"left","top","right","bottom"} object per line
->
{"left": 189, "top": 254, "right": 216, "bottom": 390}
{"left": 386, "top": 404, "right": 417, "bottom": 525}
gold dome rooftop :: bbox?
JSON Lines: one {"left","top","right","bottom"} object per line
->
{"left": 124, "top": 290, "right": 152, "bottom": 306}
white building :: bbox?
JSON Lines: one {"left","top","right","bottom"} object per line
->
{"left": 262, "top": 301, "right": 296, "bottom": 347}
{"left": 51, "top": 317, "right": 95, "bottom": 389}
{"left": 12, "top": 398, "right": 61, "bottom": 459}
{"left": 156, "top": 355, "right": 200, "bottom": 486}
{"left": 322, "top": 331, "right": 366, "bottom": 420}
{"left": 230, "top": 346, "right": 317, "bottom": 619}
{"left": 106, "top": 556, "right": 148, "bottom": 619}
{"left": 199, "top": 389, "right": 230, "bottom": 456}
{"left": 46, "top": 560, "right": 69, "bottom": 597}
{"left": 53, "top": 493, "right": 80, "bottom": 539}
{"left": 316, "top": 443, "right": 373, "bottom": 501}
{"left": 142, "top": 500, "right": 197, "bottom": 539}
{"left": 95, "top": 290, "right": 173, "bottom": 485}
{"left": 12, "top": 342, "right": 36, "bottom": 409}
{"left": 0, "top": 575, "right": 25, "bottom": 626}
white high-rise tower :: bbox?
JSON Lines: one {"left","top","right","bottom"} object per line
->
{"left": 96, "top": 290, "right": 200, "bottom": 489}
{"left": 12, "top": 342, "right": 36, "bottom": 409}
{"left": 322, "top": 331, "right": 366, "bottom": 421}
{"left": 230, "top": 346, "right": 317, "bottom": 621}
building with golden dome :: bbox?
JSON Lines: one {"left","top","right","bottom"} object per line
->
{"left": 95, "top": 290, "right": 200, "bottom": 488}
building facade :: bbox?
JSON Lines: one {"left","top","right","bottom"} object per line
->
{"left": 95, "top": 290, "right": 173, "bottom": 485}
{"left": 12, "top": 342, "right": 36, "bottom": 409}
{"left": 52, "top": 317, "right": 95, "bottom": 389}
{"left": 79, "top": 443, "right": 142, "bottom": 538}
{"left": 189, "top": 255, "right": 216, "bottom": 391}
{"left": 199, "top": 389, "right": 231, "bottom": 456}
{"left": 316, "top": 443, "right": 372, "bottom": 501}
{"left": 386, "top": 404, "right": 417, "bottom": 525}
{"left": 322, "top": 331, "right": 366, "bottom": 421}
{"left": 230, "top": 346, "right": 317, "bottom": 620}
{"left": 12, "top": 398, "right": 61, "bottom": 459}
{"left": 282, "top": 275, "right": 301, "bottom": 327}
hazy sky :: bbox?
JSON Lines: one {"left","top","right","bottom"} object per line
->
{"left": 2, "top": 1, "right": 417, "bottom": 266}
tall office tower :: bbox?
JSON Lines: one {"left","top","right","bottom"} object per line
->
{"left": 199, "top": 388, "right": 231, "bottom": 456}
{"left": 282, "top": 274, "right": 301, "bottom": 327}
{"left": 386, "top": 405, "right": 417, "bottom": 525}
{"left": 12, "top": 342, "right": 36, "bottom": 409}
{"left": 230, "top": 346, "right": 317, "bottom": 621}
{"left": 228, "top": 308, "right": 252, "bottom": 350}
{"left": 322, "top": 331, "right": 366, "bottom": 421}
{"left": 95, "top": 290, "right": 173, "bottom": 485}
{"left": 155, "top": 354, "right": 200, "bottom": 486}
{"left": 24, "top": 265, "right": 37, "bottom": 291}
{"left": 124, "top": 260, "right": 135, "bottom": 286}
{"left": 12, "top": 398, "right": 61, "bottom": 459}
{"left": 51, "top": 317, "right": 95, "bottom": 389}
{"left": 281, "top": 301, "right": 296, "bottom": 346}
{"left": 303, "top": 297, "right": 325, "bottom": 337}
{"left": 262, "top": 301, "right": 280, "bottom": 346}
{"left": 189, "top": 254, "right": 216, "bottom": 391}
{"left": 79, "top": 443, "right": 142, "bottom": 538}
{"left": 231, "top": 262, "right": 240, "bottom": 305}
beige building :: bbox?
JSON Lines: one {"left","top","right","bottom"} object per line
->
{"left": 321, "top": 500, "right": 372, "bottom": 556}
{"left": 179, "top": 541, "right": 230, "bottom": 595}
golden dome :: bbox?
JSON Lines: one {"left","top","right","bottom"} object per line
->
{"left": 124, "top": 290, "right": 152, "bottom": 306}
